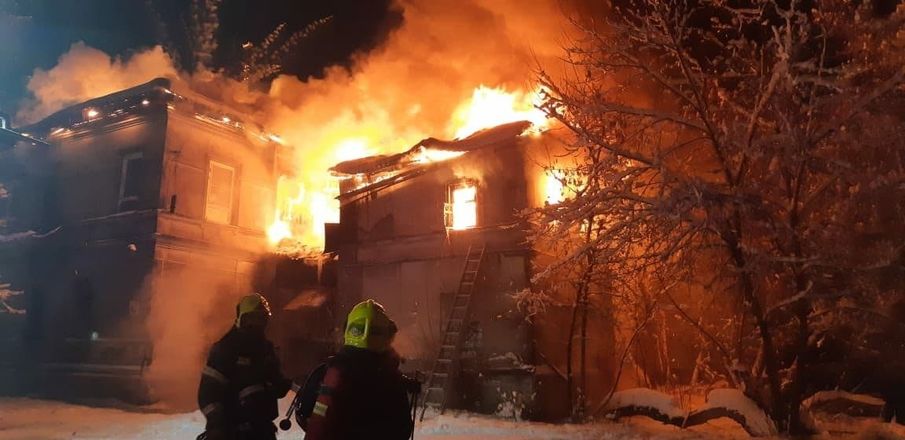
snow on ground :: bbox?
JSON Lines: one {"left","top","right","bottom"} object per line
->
{"left": 698, "top": 389, "right": 776, "bottom": 436}
{"left": 0, "top": 397, "right": 904, "bottom": 440}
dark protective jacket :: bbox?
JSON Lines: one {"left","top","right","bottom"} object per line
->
{"left": 197, "top": 327, "right": 292, "bottom": 439}
{"left": 303, "top": 346, "right": 415, "bottom": 440}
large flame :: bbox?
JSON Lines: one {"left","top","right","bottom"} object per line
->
{"left": 449, "top": 85, "right": 548, "bottom": 139}
{"left": 545, "top": 170, "right": 565, "bottom": 205}
{"left": 267, "top": 84, "right": 551, "bottom": 253}
{"left": 266, "top": 139, "right": 375, "bottom": 250}
{"left": 412, "top": 146, "right": 466, "bottom": 164}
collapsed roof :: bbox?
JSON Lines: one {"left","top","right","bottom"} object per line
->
{"left": 331, "top": 121, "right": 532, "bottom": 203}
{"left": 331, "top": 120, "right": 531, "bottom": 176}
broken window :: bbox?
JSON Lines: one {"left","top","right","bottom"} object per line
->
{"left": 445, "top": 181, "right": 477, "bottom": 230}
{"left": 205, "top": 160, "right": 235, "bottom": 225}
{"left": 118, "top": 152, "right": 146, "bottom": 211}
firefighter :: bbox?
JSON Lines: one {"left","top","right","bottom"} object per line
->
{"left": 197, "top": 293, "right": 292, "bottom": 440}
{"left": 300, "top": 299, "right": 419, "bottom": 440}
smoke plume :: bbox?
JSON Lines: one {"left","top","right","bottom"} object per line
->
{"left": 13, "top": 0, "right": 589, "bottom": 405}
{"left": 262, "top": 0, "right": 579, "bottom": 246}
{"left": 16, "top": 43, "right": 177, "bottom": 124}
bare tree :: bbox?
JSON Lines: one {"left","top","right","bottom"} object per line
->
{"left": 238, "top": 17, "right": 332, "bottom": 84}
{"left": 0, "top": 280, "right": 24, "bottom": 315}
{"left": 530, "top": 0, "right": 905, "bottom": 432}
{"left": 145, "top": 0, "right": 330, "bottom": 84}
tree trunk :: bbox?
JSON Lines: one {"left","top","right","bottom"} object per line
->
{"left": 566, "top": 291, "right": 578, "bottom": 419}
{"left": 728, "top": 236, "right": 787, "bottom": 430}
{"left": 579, "top": 285, "right": 588, "bottom": 420}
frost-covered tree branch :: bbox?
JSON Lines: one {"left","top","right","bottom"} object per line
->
{"left": 528, "top": 0, "right": 905, "bottom": 433}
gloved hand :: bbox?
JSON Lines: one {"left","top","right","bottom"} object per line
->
{"left": 402, "top": 375, "right": 422, "bottom": 394}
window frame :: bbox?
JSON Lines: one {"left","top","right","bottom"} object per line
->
{"left": 205, "top": 160, "right": 237, "bottom": 225}
{"left": 444, "top": 179, "right": 478, "bottom": 230}
{"left": 117, "top": 152, "right": 145, "bottom": 212}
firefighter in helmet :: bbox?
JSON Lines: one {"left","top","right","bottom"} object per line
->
{"left": 197, "top": 293, "right": 292, "bottom": 440}
{"left": 299, "top": 299, "right": 419, "bottom": 440}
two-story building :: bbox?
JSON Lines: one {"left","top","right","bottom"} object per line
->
{"left": 0, "top": 78, "right": 287, "bottom": 404}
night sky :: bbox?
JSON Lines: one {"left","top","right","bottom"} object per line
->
{"left": 0, "top": 0, "right": 401, "bottom": 114}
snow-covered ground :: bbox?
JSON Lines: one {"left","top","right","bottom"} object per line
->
{"left": 0, "top": 397, "right": 903, "bottom": 440}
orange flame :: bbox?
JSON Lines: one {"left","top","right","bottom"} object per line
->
{"left": 411, "top": 146, "right": 465, "bottom": 164}
{"left": 449, "top": 85, "right": 548, "bottom": 139}
{"left": 544, "top": 170, "right": 565, "bottom": 205}
{"left": 266, "top": 85, "right": 550, "bottom": 253}
{"left": 266, "top": 138, "right": 375, "bottom": 251}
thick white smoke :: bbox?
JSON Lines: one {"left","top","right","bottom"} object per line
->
{"left": 16, "top": 43, "right": 177, "bottom": 124}
{"left": 13, "top": 0, "right": 584, "bottom": 405}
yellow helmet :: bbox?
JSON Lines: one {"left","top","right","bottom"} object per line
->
{"left": 344, "top": 299, "right": 397, "bottom": 352}
{"left": 236, "top": 293, "right": 272, "bottom": 328}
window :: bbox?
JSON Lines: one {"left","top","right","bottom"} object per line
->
{"left": 118, "top": 152, "right": 146, "bottom": 211}
{"left": 205, "top": 161, "right": 235, "bottom": 224}
{"left": 444, "top": 181, "right": 477, "bottom": 230}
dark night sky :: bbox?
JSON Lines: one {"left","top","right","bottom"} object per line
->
{"left": 0, "top": 0, "right": 400, "bottom": 114}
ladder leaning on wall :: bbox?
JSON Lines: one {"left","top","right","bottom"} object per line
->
{"left": 419, "top": 243, "right": 486, "bottom": 421}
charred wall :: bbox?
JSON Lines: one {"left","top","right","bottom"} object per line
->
{"left": 333, "top": 140, "right": 537, "bottom": 416}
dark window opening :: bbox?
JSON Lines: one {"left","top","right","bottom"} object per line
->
{"left": 119, "top": 152, "right": 146, "bottom": 211}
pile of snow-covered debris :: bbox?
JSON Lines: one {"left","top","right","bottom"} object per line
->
{"left": 600, "top": 388, "right": 776, "bottom": 436}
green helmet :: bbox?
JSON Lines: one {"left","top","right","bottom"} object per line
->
{"left": 344, "top": 299, "right": 397, "bottom": 352}
{"left": 235, "top": 293, "right": 272, "bottom": 328}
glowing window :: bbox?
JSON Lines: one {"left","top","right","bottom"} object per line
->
{"left": 206, "top": 161, "right": 235, "bottom": 225}
{"left": 445, "top": 182, "right": 477, "bottom": 230}
{"left": 544, "top": 170, "right": 564, "bottom": 205}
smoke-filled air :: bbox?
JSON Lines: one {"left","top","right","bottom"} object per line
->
{"left": 18, "top": 0, "right": 577, "bottom": 252}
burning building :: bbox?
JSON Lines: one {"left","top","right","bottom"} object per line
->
{"left": 0, "top": 78, "right": 289, "bottom": 402}
{"left": 0, "top": 73, "right": 610, "bottom": 418}
{"left": 324, "top": 120, "right": 587, "bottom": 419}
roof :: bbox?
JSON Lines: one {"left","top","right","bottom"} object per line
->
{"left": 330, "top": 120, "right": 532, "bottom": 176}
{"left": 333, "top": 120, "right": 533, "bottom": 203}
{"left": 20, "top": 77, "right": 273, "bottom": 145}
{"left": 0, "top": 127, "right": 49, "bottom": 148}
{"left": 22, "top": 78, "right": 172, "bottom": 135}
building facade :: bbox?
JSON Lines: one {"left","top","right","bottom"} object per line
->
{"left": 0, "top": 78, "right": 285, "bottom": 402}
{"left": 327, "top": 122, "right": 555, "bottom": 417}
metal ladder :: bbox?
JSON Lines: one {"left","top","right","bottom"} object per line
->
{"left": 419, "top": 243, "right": 486, "bottom": 420}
